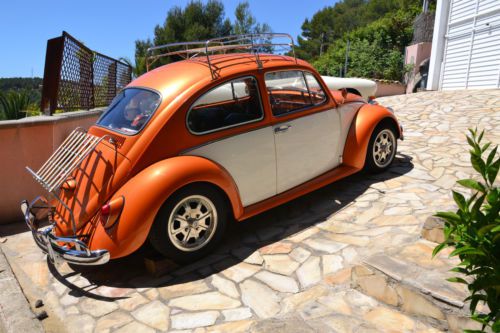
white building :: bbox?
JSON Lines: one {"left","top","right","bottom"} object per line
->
{"left": 427, "top": 0, "right": 500, "bottom": 90}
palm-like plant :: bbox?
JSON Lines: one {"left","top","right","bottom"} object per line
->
{"left": 0, "top": 90, "right": 32, "bottom": 120}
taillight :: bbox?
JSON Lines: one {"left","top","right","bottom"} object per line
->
{"left": 100, "top": 196, "right": 125, "bottom": 229}
{"left": 101, "top": 204, "right": 111, "bottom": 216}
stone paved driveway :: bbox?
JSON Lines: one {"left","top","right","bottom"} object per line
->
{"left": 1, "top": 89, "right": 499, "bottom": 333}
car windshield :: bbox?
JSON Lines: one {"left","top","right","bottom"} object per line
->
{"left": 97, "top": 88, "right": 161, "bottom": 135}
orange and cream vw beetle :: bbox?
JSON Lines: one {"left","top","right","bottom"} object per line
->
{"left": 22, "top": 34, "right": 402, "bottom": 265}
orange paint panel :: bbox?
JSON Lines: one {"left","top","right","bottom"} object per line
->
{"left": 343, "top": 104, "right": 401, "bottom": 169}
{"left": 87, "top": 155, "right": 242, "bottom": 258}
{"left": 54, "top": 141, "right": 131, "bottom": 235}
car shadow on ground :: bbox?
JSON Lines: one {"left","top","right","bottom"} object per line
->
{"left": 40, "top": 153, "right": 413, "bottom": 302}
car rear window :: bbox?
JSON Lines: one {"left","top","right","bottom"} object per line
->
{"left": 97, "top": 88, "right": 161, "bottom": 135}
{"left": 187, "top": 76, "right": 263, "bottom": 134}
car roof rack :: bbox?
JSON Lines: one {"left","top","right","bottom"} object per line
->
{"left": 146, "top": 33, "right": 297, "bottom": 79}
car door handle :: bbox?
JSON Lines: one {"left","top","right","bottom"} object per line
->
{"left": 274, "top": 124, "right": 291, "bottom": 133}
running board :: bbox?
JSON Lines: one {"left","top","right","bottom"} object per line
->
{"left": 239, "top": 165, "right": 360, "bottom": 221}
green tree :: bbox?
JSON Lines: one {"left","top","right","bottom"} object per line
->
{"left": 134, "top": 1, "right": 271, "bottom": 75}
{"left": 134, "top": 0, "right": 231, "bottom": 74}
{"left": 133, "top": 39, "right": 153, "bottom": 77}
{"left": 231, "top": 1, "right": 272, "bottom": 35}
{"left": 233, "top": 2, "right": 272, "bottom": 52}
{"left": 233, "top": 1, "right": 256, "bottom": 35}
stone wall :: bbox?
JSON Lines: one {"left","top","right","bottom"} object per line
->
{"left": 0, "top": 109, "right": 104, "bottom": 224}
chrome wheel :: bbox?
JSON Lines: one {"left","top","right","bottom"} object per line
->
{"left": 373, "top": 129, "right": 396, "bottom": 168}
{"left": 167, "top": 195, "right": 218, "bottom": 252}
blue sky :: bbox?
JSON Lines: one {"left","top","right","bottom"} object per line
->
{"left": 0, "top": 0, "right": 337, "bottom": 78}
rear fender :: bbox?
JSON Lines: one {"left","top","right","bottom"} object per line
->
{"left": 89, "top": 156, "right": 242, "bottom": 259}
{"left": 343, "top": 104, "right": 401, "bottom": 169}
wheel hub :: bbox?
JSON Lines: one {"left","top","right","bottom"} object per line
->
{"left": 167, "top": 195, "right": 218, "bottom": 252}
{"left": 373, "top": 129, "right": 396, "bottom": 168}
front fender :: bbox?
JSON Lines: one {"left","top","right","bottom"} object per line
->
{"left": 89, "top": 156, "right": 242, "bottom": 259}
{"left": 343, "top": 104, "right": 401, "bottom": 169}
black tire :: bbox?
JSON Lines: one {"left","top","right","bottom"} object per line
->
{"left": 148, "top": 184, "right": 228, "bottom": 263}
{"left": 364, "top": 123, "right": 398, "bottom": 173}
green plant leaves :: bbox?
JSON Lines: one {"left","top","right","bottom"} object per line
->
{"left": 487, "top": 147, "right": 498, "bottom": 165}
{"left": 449, "top": 246, "right": 486, "bottom": 257}
{"left": 482, "top": 142, "right": 491, "bottom": 153}
{"left": 453, "top": 191, "right": 467, "bottom": 211}
{"left": 447, "top": 277, "right": 468, "bottom": 284}
{"left": 458, "top": 179, "right": 486, "bottom": 193}
{"left": 432, "top": 242, "right": 446, "bottom": 258}
{"left": 0, "top": 90, "right": 32, "bottom": 120}
{"left": 450, "top": 267, "right": 469, "bottom": 274}
{"left": 434, "top": 128, "right": 500, "bottom": 332}
{"left": 478, "top": 130, "right": 484, "bottom": 144}
{"left": 492, "top": 319, "right": 500, "bottom": 332}
{"left": 478, "top": 224, "right": 497, "bottom": 236}
{"left": 487, "top": 190, "right": 499, "bottom": 205}
{"left": 471, "top": 153, "right": 486, "bottom": 175}
{"left": 488, "top": 158, "right": 500, "bottom": 185}
{"left": 435, "top": 211, "right": 461, "bottom": 224}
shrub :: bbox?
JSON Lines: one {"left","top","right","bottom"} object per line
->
{"left": 312, "top": 7, "right": 418, "bottom": 81}
{"left": 433, "top": 128, "right": 500, "bottom": 332}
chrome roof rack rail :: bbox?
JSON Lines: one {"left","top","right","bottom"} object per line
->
{"left": 146, "top": 33, "right": 297, "bottom": 79}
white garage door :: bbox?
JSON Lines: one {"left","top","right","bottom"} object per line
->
{"left": 440, "top": 0, "right": 500, "bottom": 90}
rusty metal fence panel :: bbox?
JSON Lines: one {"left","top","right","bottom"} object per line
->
{"left": 41, "top": 31, "right": 132, "bottom": 115}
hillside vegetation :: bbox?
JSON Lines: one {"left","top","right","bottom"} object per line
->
{"left": 297, "top": 0, "right": 433, "bottom": 81}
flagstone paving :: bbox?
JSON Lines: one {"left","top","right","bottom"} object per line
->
{"left": 1, "top": 89, "right": 500, "bottom": 332}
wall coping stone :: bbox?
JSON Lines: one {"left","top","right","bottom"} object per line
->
{"left": 0, "top": 108, "right": 105, "bottom": 129}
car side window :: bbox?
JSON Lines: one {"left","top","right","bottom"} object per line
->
{"left": 188, "top": 76, "right": 263, "bottom": 134}
{"left": 264, "top": 70, "right": 326, "bottom": 116}
{"left": 304, "top": 72, "right": 327, "bottom": 105}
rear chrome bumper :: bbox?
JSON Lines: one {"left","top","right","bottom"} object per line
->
{"left": 21, "top": 198, "right": 110, "bottom": 266}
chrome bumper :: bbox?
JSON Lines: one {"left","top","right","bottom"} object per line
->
{"left": 21, "top": 198, "right": 110, "bottom": 266}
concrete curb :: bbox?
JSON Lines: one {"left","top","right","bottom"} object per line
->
{"left": 0, "top": 245, "right": 44, "bottom": 333}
